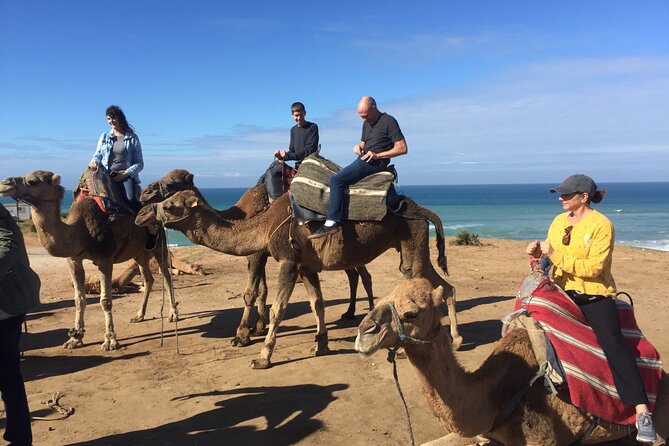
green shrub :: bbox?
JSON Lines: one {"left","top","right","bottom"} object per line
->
{"left": 450, "top": 229, "right": 483, "bottom": 246}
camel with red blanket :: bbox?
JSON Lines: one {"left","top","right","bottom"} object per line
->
{"left": 356, "top": 276, "right": 668, "bottom": 445}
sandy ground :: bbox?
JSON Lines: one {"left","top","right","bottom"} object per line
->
{"left": 4, "top": 234, "right": 668, "bottom": 445}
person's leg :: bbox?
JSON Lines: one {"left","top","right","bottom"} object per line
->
{"left": 0, "top": 315, "right": 32, "bottom": 446}
{"left": 578, "top": 297, "right": 655, "bottom": 442}
{"left": 327, "top": 158, "right": 383, "bottom": 223}
{"left": 265, "top": 162, "right": 284, "bottom": 201}
{"left": 122, "top": 178, "right": 142, "bottom": 213}
{"left": 579, "top": 298, "right": 648, "bottom": 405}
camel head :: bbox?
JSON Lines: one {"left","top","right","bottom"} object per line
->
{"left": 355, "top": 278, "right": 445, "bottom": 357}
{"left": 140, "top": 169, "right": 195, "bottom": 204}
{"left": 136, "top": 190, "right": 202, "bottom": 228}
{"left": 0, "top": 171, "right": 64, "bottom": 206}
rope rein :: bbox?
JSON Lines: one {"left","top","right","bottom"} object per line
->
{"left": 385, "top": 302, "right": 441, "bottom": 446}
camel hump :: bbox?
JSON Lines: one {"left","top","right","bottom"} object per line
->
{"left": 290, "top": 154, "right": 396, "bottom": 221}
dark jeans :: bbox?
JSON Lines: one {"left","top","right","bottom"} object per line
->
{"left": 0, "top": 315, "right": 32, "bottom": 446}
{"left": 569, "top": 293, "right": 649, "bottom": 405}
{"left": 118, "top": 177, "right": 141, "bottom": 214}
{"left": 327, "top": 157, "right": 387, "bottom": 222}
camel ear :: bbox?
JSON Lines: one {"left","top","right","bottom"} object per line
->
{"left": 431, "top": 286, "right": 444, "bottom": 307}
{"left": 52, "top": 174, "right": 61, "bottom": 185}
{"left": 186, "top": 173, "right": 194, "bottom": 184}
{"left": 185, "top": 196, "right": 199, "bottom": 208}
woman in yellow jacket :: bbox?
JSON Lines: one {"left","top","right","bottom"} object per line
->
{"left": 526, "top": 174, "right": 655, "bottom": 443}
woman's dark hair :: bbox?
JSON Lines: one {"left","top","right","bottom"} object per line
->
{"left": 106, "top": 105, "right": 133, "bottom": 133}
{"left": 590, "top": 189, "right": 607, "bottom": 204}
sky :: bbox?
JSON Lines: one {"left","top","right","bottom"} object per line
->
{"left": 1, "top": 0, "right": 668, "bottom": 188}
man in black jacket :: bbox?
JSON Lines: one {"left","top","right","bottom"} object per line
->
{"left": 0, "top": 203, "right": 41, "bottom": 446}
{"left": 264, "top": 102, "right": 320, "bottom": 200}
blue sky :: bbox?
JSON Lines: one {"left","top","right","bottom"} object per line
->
{"left": 1, "top": 1, "right": 668, "bottom": 188}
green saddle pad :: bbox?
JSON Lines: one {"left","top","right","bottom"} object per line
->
{"left": 290, "top": 154, "right": 395, "bottom": 221}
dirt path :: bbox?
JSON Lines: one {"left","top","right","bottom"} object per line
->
{"left": 13, "top": 237, "right": 669, "bottom": 445}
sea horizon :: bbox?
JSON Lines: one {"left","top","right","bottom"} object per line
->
{"left": 2, "top": 181, "right": 668, "bottom": 251}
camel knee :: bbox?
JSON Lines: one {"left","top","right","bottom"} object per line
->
{"left": 100, "top": 298, "right": 112, "bottom": 311}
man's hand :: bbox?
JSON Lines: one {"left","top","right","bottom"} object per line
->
{"left": 353, "top": 144, "right": 363, "bottom": 156}
{"left": 360, "top": 150, "right": 378, "bottom": 162}
{"left": 274, "top": 149, "right": 287, "bottom": 160}
{"left": 88, "top": 161, "right": 98, "bottom": 170}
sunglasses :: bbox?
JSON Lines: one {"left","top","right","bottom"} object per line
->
{"left": 562, "top": 225, "right": 573, "bottom": 246}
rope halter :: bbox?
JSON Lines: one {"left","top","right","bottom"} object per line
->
{"left": 387, "top": 301, "right": 441, "bottom": 352}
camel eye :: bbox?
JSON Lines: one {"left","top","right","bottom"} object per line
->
{"left": 403, "top": 310, "right": 418, "bottom": 321}
{"left": 26, "top": 179, "right": 38, "bottom": 186}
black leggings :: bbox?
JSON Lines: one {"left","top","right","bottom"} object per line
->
{"left": 569, "top": 292, "right": 649, "bottom": 406}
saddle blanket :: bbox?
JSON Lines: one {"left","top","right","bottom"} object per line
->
{"left": 515, "top": 279, "right": 662, "bottom": 425}
{"left": 73, "top": 168, "right": 127, "bottom": 215}
{"left": 289, "top": 154, "right": 395, "bottom": 221}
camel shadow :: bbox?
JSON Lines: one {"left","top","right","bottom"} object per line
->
{"left": 21, "top": 352, "right": 148, "bottom": 382}
{"left": 66, "top": 383, "right": 348, "bottom": 446}
{"left": 457, "top": 319, "right": 504, "bottom": 351}
{"left": 456, "top": 294, "right": 515, "bottom": 312}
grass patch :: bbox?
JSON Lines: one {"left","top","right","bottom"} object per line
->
{"left": 450, "top": 229, "right": 483, "bottom": 246}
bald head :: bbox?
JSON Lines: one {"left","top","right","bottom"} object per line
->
{"left": 357, "top": 96, "right": 380, "bottom": 124}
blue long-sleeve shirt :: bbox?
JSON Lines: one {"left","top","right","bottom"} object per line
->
{"left": 90, "top": 130, "right": 144, "bottom": 183}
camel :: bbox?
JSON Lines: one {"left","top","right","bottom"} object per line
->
{"left": 0, "top": 171, "right": 178, "bottom": 350}
{"left": 135, "top": 189, "right": 460, "bottom": 369}
{"left": 139, "top": 169, "right": 375, "bottom": 347}
{"left": 355, "top": 278, "right": 668, "bottom": 445}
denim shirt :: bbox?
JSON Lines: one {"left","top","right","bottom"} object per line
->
{"left": 90, "top": 130, "right": 144, "bottom": 183}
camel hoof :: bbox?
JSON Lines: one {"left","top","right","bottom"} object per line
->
{"left": 314, "top": 346, "right": 331, "bottom": 356}
{"left": 63, "top": 338, "right": 83, "bottom": 349}
{"left": 340, "top": 310, "right": 355, "bottom": 320}
{"left": 129, "top": 315, "right": 145, "bottom": 323}
{"left": 169, "top": 313, "right": 178, "bottom": 323}
{"left": 101, "top": 340, "right": 120, "bottom": 351}
{"left": 250, "top": 358, "right": 271, "bottom": 369}
{"left": 231, "top": 336, "right": 251, "bottom": 347}
{"left": 252, "top": 327, "right": 268, "bottom": 337}
{"left": 452, "top": 335, "right": 463, "bottom": 351}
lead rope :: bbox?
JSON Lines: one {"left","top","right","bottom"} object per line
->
{"left": 387, "top": 348, "right": 416, "bottom": 446}
{"left": 158, "top": 224, "right": 180, "bottom": 354}
{"left": 385, "top": 302, "right": 441, "bottom": 446}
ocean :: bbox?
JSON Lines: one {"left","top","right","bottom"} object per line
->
{"left": 3, "top": 182, "right": 668, "bottom": 251}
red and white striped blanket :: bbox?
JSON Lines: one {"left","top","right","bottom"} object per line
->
{"left": 515, "top": 278, "right": 663, "bottom": 425}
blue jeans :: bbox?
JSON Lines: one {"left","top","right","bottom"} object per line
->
{"left": 118, "top": 177, "right": 141, "bottom": 213}
{"left": 0, "top": 315, "right": 32, "bottom": 446}
{"left": 327, "top": 157, "right": 386, "bottom": 223}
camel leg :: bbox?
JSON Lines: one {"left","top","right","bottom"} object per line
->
{"left": 233, "top": 252, "right": 269, "bottom": 347}
{"left": 130, "top": 255, "right": 155, "bottom": 323}
{"left": 150, "top": 241, "right": 179, "bottom": 322}
{"left": 421, "top": 433, "right": 493, "bottom": 446}
{"left": 250, "top": 260, "right": 298, "bottom": 370}
{"left": 341, "top": 268, "right": 359, "bottom": 320}
{"left": 300, "top": 272, "right": 330, "bottom": 356}
{"left": 97, "top": 259, "right": 119, "bottom": 351}
{"left": 358, "top": 266, "right": 375, "bottom": 311}
{"left": 399, "top": 227, "right": 462, "bottom": 350}
{"left": 63, "top": 258, "right": 86, "bottom": 349}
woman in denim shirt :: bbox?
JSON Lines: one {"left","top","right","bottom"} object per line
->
{"left": 88, "top": 105, "right": 144, "bottom": 212}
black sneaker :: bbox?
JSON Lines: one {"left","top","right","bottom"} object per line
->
{"left": 308, "top": 223, "right": 340, "bottom": 239}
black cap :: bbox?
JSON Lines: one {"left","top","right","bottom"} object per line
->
{"left": 549, "top": 174, "right": 597, "bottom": 196}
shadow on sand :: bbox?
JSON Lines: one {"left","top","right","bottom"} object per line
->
{"left": 66, "top": 383, "right": 348, "bottom": 446}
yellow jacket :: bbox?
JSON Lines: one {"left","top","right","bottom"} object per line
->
{"left": 547, "top": 210, "right": 616, "bottom": 297}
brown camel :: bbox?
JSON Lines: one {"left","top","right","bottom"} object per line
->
{"left": 0, "top": 171, "right": 178, "bottom": 350}
{"left": 139, "top": 169, "right": 375, "bottom": 346}
{"left": 135, "top": 189, "right": 460, "bottom": 369}
{"left": 355, "top": 278, "right": 668, "bottom": 445}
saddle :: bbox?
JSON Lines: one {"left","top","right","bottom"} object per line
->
{"left": 289, "top": 154, "right": 399, "bottom": 222}
{"left": 73, "top": 168, "right": 131, "bottom": 216}
{"left": 504, "top": 271, "right": 663, "bottom": 425}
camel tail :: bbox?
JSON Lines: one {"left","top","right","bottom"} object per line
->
{"left": 405, "top": 200, "right": 448, "bottom": 276}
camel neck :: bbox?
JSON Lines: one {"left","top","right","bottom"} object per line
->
{"left": 405, "top": 331, "right": 500, "bottom": 437}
